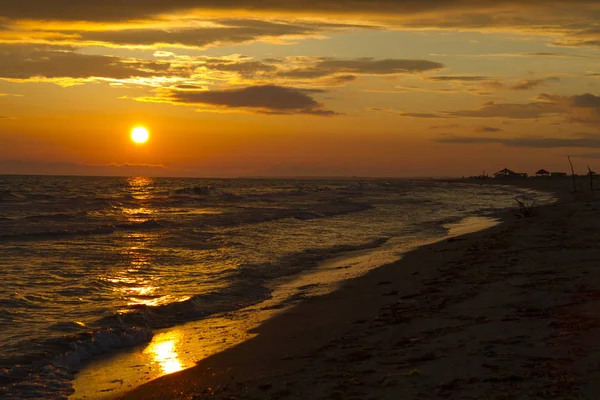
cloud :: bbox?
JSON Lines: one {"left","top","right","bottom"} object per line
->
{"left": 429, "top": 123, "right": 460, "bottom": 129}
{"left": 0, "top": 160, "right": 171, "bottom": 176}
{"left": 474, "top": 126, "right": 503, "bottom": 133}
{"left": 399, "top": 92, "right": 600, "bottom": 123}
{"left": 520, "top": 52, "right": 589, "bottom": 58}
{"left": 570, "top": 93, "right": 600, "bottom": 107}
{"left": 278, "top": 58, "right": 444, "bottom": 79}
{"left": 443, "top": 100, "right": 563, "bottom": 119}
{"left": 535, "top": 93, "right": 600, "bottom": 123}
{"left": 422, "top": 75, "right": 560, "bottom": 95}
{"left": 426, "top": 76, "right": 490, "bottom": 82}
{"left": 482, "top": 77, "right": 560, "bottom": 91}
{"left": 0, "top": 1, "right": 598, "bottom": 22}
{"left": 195, "top": 56, "right": 443, "bottom": 85}
{"left": 397, "top": 112, "right": 449, "bottom": 118}
{"left": 2, "top": 1, "right": 600, "bottom": 62}
{"left": 0, "top": 45, "right": 441, "bottom": 90}
{"left": 166, "top": 84, "right": 337, "bottom": 115}
{"left": 69, "top": 19, "right": 375, "bottom": 49}
{"left": 436, "top": 133, "right": 600, "bottom": 148}
{"left": 0, "top": 44, "right": 174, "bottom": 81}
{"left": 553, "top": 27, "right": 600, "bottom": 48}
{"left": 202, "top": 59, "right": 277, "bottom": 78}
{"left": 322, "top": 74, "right": 359, "bottom": 86}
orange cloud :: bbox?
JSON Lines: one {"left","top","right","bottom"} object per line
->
{"left": 0, "top": 44, "right": 174, "bottom": 80}
{"left": 437, "top": 133, "right": 600, "bottom": 148}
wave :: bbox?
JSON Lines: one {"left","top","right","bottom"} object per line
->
{"left": 170, "top": 185, "right": 240, "bottom": 200}
{"left": 0, "top": 220, "right": 163, "bottom": 242}
{"left": 0, "top": 237, "right": 390, "bottom": 399}
{"left": 23, "top": 213, "right": 78, "bottom": 222}
{"left": 0, "top": 190, "right": 22, "bottom": 202}
{"left": 0, "top": 327, "right": 153, "bottom": 400}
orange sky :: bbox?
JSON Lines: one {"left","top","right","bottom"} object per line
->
{"left": 1, "top": 1, "right": 600, "bottom": 177}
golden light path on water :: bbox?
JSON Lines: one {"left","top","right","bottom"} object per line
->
{"left": 117, "top": 177, "right": 166, "bottom": 308}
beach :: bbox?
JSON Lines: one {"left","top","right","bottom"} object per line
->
{"left": 3, "top": 177, "right": 549, "bottom": 399}
{"left": 119, "top": 180, "right": 600, "bottom": 399}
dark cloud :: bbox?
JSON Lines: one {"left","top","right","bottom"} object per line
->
{"left": 424, "top": 75, "right": 559, "bottom": 93}
{"left": 168, "top": 84, "right": 337, "bottom": 115}
{"left": 397, "top": 92, "right": 600, "bottom": 123}
{"left": 429, "top": 123, "right": 460, "bottom": 129}
{"left": 535, "top": 93, "right": 600, "bottom": 123}
{"left": 570, "top": 93, "right": 600, "bottom": 107}
{"left": 194, "top": 56, "right": 443, "bottom": 82}
{"left": 279, "top": 58, "right": 444, "bottom": 79}
{"left": 398, "top": 112, "right": 448, "bottom": 118}
{"left": 510, "top": 78, "right": 558, "bottom": 91}
{"left": 202, "top": 59, "right": 277, "bottom": 77}
{"left": 444, "top": 100, "right": 563, "bottom": 119}
{"left": 318, "top": 74, "right": 360, "bottom": 87}
{"left": 176, "top": 84, "right": 205, "bottom": 89}
{"left": 553, "top": 28, "right": 600, "bottom": 48}
{"left": 521, "top": 52, "right": 585, "bottom": 58}
{"left": 0, "top": 1, "right": 598, "bottom": 21}
{"left": 427, "top": 76, "right": 489, "bottom": 82}
{"left": 482, "top": 77, "right": 559, "bottom": 91}
{"left": 329, "top": 75, "right": 358, "bottom": 83}
{"left": 73, "top": 19, "right": 372, "bottom": 49}
{"left": 474, "top": 126, "right": 503, "bottom": 133}
{"left": 437, "top": 134, "right": 600, "bottom": 148}
{"left": 0, "top": 44, "right": 173, "bottom": 80}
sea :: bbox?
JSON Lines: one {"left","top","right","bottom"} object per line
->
{"left": 0, "top": 175, "right": 553, "bottom": 399}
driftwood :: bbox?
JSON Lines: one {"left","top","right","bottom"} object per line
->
{"left": 514, "top": 197, "right": 536, "bottom": 218}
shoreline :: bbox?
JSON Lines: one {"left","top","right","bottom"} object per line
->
{"left": 72, "top": 214, "right": 503, "bottom": 399}
{"left": 115, "top": 182, "right": 582, "bottom": 399}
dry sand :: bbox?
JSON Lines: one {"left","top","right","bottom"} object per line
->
{"left": 122, "top": 179, "right": 600, "bottom": 399}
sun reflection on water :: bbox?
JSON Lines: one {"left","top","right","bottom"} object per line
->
{"left": 144, "top": 330, "right": 185, "bottom": 374}
{"left": 101, "top": 176, "right": 168, "bottom": 308}
{"left": 126, "top": 176, "right": 155, "bottom": 200}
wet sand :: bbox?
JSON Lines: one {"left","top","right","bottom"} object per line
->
{"left": 122, "top": 179, "right": 600, "bottom": 399}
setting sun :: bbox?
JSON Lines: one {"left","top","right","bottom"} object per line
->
{"left": 131, "top": 127, "right": 149, "bottom": 144}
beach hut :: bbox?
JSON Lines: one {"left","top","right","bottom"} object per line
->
{"left": 535, "top": 169, "right": 550, "bottom": 177}
{"left": 494, "top": 168, "right": 527, "bottom": 178}
{"left": 494, "top": 168, "right": 527, "bottom": 179}
{"left": 494, "top": 168, "right": 516, "bottom": 178}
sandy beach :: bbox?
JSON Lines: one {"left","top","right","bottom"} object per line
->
{"left": 114, "top": 179, "right": 600, "bottom": 399}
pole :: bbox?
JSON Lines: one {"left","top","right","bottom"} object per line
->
{"left": 568, "top": 156, "right": 576, "bottom": 192}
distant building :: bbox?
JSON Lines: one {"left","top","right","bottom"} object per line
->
{"left": 535, "top": 169, "right": 550, "bottom": 177}
{"left": 494, "top": 168, "right": 527, "bottom": 179}
{"left": 550, "top": 172, "right": 567, "bottom": 177}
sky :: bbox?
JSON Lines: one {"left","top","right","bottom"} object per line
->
{"left": 1, "top": 1, "right": 600, "bottom": 177}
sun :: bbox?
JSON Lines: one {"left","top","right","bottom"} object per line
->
{"left": 131, "top": 127, "right": 150, "bottom": 144}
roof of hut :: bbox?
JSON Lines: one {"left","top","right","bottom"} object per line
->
{"left": 494, "top": 168, "right": 516, "bottom": 175}
{"left": 536, "top": 169, "right": 550, "bottom": 175}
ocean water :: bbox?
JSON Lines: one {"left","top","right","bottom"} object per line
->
{"left": 0, "top": 176, "right": 552, "bottom": 399}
